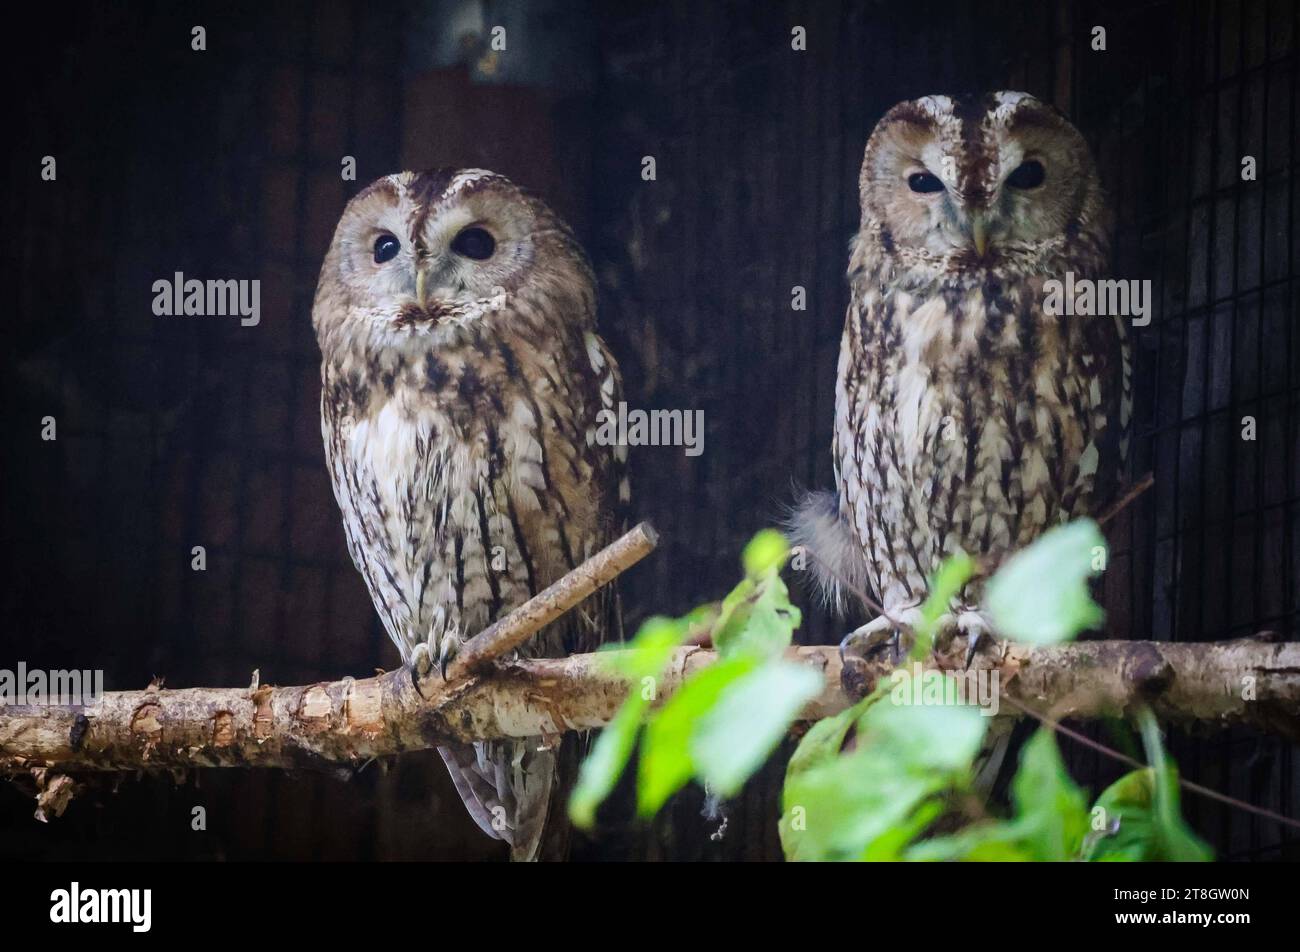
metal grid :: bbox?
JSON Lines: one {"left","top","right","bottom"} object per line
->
{"left": 1067, "top": 0, "right": 1299, "bottom": 861}
{"left": 2, "top": 0, "right": 433, "bottom": 860}
{"left": 593, "top": 0, "right": 1299, "bottom": 860}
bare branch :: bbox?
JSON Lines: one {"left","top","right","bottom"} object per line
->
{"left": 443, "top": 521, "right": 658, "bottom": 681}
{"left": 1097, "top": 471, "right": 1155, "bottom": 527}
{"left": 3, "top": 634, "right": 1297, "bottom": 777}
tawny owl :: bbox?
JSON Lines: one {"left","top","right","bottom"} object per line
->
{"left": 796, "top": 91, "right": 1131, "bottom": 675}
{"left": 312, "top": 169, "right": 627, "bottom": 861}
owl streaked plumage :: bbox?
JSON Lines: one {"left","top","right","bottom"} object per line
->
{"left": 312, "top": 168, "right": 627, "bottom": 861}
{"left": 797, "top": 91, "right": 1131, "bottom": 669}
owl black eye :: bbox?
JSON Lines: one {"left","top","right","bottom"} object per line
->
{"left": 907, "top": 171, "right": 945, "bottom": 194}
{"left": 450, "top": 226, "right": 496, "bottom": 260}
{"left": 1006, "top": 160, "right": 1045, "bottom": 189}
{"left": 373, "top": 234, "right": 401, "bottom": 264}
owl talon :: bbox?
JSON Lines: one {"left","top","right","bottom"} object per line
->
{"left": 409, "top": 642, "right": 435, "bottom": 697}
{"left": 839, "top": 613, "right": 906, "bottom": 698}
{"left": 956, "top": 610, "right": 995, "bottom": 670}
{"left": 839, "top": 619, "right": 911, "bottom": 666}
{"left": 438, "top": 627, "right": 462, "bottom": 680}
{"left": 836, "top": 607, "right": 930, "bottom": 697}
{"left": 410, "top": 642, "right": 433, "bottom": 678}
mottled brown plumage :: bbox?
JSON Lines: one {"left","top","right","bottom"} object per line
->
{"left": 797, "top": 92, "right": 1131, "bottom": 671}
{"left": 313, "top": 169, "right": 626, "bottom": 860}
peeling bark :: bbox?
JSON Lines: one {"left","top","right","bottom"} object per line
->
{"left": 3, "top": 633, "right": 1297, "bottom": 782}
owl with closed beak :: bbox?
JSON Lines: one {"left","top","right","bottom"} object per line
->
{"left": 795, "top": 92, "right": 1131, "bottom": 680}
{"left": 312, "top": 169, "right": 627, "bottom": 861}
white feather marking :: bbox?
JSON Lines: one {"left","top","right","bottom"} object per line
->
{"left": 990, "top": 90, "right": 1033, "bottom": 122}
{"left": 584, "top": 331, "right": 605, "bottom": 372}
{"left": 1078, "top": 442, "right": 1099, "bottom": 479}
{"left": 447, "top": 168, "right": 499, "bottom": 194}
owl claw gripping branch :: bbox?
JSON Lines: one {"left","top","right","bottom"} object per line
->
{"left": 837, "top": 606, "right": 995, "bottom": 674}
{"left": 794, "top": 92, "right": 1131, "bottom": 707}
{"left": 408, "top": 605, "right": 462, "bottom": 688}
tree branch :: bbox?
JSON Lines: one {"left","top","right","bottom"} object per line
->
{"left": 3, "top": 633, "right": 1297, "bottom": 777}
{"left": 443, "top": 521, "right": 658, "bottom": 681}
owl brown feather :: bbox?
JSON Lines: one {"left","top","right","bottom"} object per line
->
{"left": 796, "top": 92, "right": 1131, "bottom": 792}
{"left": 799, "top": 93, "right": 1131, "bottom": 624}
{"left": 313, "top": 169, "right": 627, "bottom": 860}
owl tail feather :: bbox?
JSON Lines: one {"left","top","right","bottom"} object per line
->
{"left": 437, "top": 744, "right": 511, "bottom": 844}
{"left": 785, "top": 489, "right": 871, "bottom": 616}
{"left": 509, "top": 735, "right": 583, "bottom": 862}
{"left": 438, "top": 736, "right": 581, "bottom": 862}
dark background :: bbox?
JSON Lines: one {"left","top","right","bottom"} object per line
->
{"left": 2, "top": 0, "right": 1297, "bottom": 861}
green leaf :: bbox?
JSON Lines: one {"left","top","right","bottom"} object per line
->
{"left": 569, "top": 697, "right": 646, "bottom": 829}
{"left": 1084, "top": 768, "right": 1211, "bottom": 862}
{"left": 908, "top": 727, "right": 1088, "bottom": 861}
{"left": 862, "top": 800, "right": 946, "bottom": 861}
{"left": 1142, "top": 716, "right": 1213, "bottom": 862}
{"left": 858, "top": 687, "right": 989, "bottom": 773}
{"left": 905, "top": 822, "right": 1036, "bottom": 862}
{"left": 910, "top": 553, "right": 975, "bottom": 658}
{"left": 691, "top": 661, "right": 823, "bottom": 797}
{"left": 637, "top": 655, "right": 758, "bottom": 816}
{"left": 1008, "top": 728, "right": 1091, "bottom": 860}
{"left": 1085, "top": 711, "right": 1211, "bottom": 861}
{"left": 571, "top": 614, "right": 693, "bottom": 828}
{"left": 713, "top": 569, "right": 801, "bottom": 660}
{"left": 1083, "top": 769, "right": 1160, "bottom": 861}
{"left": 742, "top": 529, "right": 790, "bottom": 577}
{"left": 713, "top": 530, "right": 801, "bottom": 661}
{"left": 599, "top": 615, "right": 689, "bottom": 679}
{"left": 986, "top": 519, "right": 1106, "bottom": 644}
{"left": 779, "top": 697, "right": 874, "bottom": 860}
{"left": 785, "top": 695, "right": 875, "bottom": 781}
{"left": 781, "top": 748, "right": 946, "bottom": 861}
{"left": 781, "top": 698, "right": 987, "bottom": 861}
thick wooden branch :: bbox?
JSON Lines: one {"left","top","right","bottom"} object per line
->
{"left": 846, "top": 632, "right": 1300, "bottom": 740}
{"left": 3, "top": 633, "right": 1297, "bottom": 778}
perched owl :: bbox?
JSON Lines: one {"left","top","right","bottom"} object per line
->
{"left": 312, "top": 169, "right": 627, "bottom": 861}
{"left": 795, "top": 91, "right": 1131, "bottom": 677}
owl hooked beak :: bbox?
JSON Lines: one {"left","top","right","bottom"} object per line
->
{"left": 414, "top": 242, "right": 436, "bottom": 306}
{"left": 415, "top": 265, "right": 429, "bottom": 306}
{"left": 967, "top": 212, "right": 990, "bottom": 258}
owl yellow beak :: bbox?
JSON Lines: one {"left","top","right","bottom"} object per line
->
{"left": 970, "top": 215, "right": 990, "bottom": 257}
{"left": 415, "top": 265, "right": 428, "bottom": 306}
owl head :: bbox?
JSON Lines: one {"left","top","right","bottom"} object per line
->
{"left": 856, "top": 92, "right": 1110, "bottom": 280}
{"left": 313, "top": 169, "right": 593, "bottom": 349}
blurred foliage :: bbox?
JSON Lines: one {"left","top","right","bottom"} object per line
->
{"left": 573, "top": 521, "right": 1211, "bottom": 862}
{"left": 571, "top": 530, "right": 820, "bottom": 825}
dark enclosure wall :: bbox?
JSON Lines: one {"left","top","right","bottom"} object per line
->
{"left": 3, "top": 0, "right": 1297, "bottom": 861}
